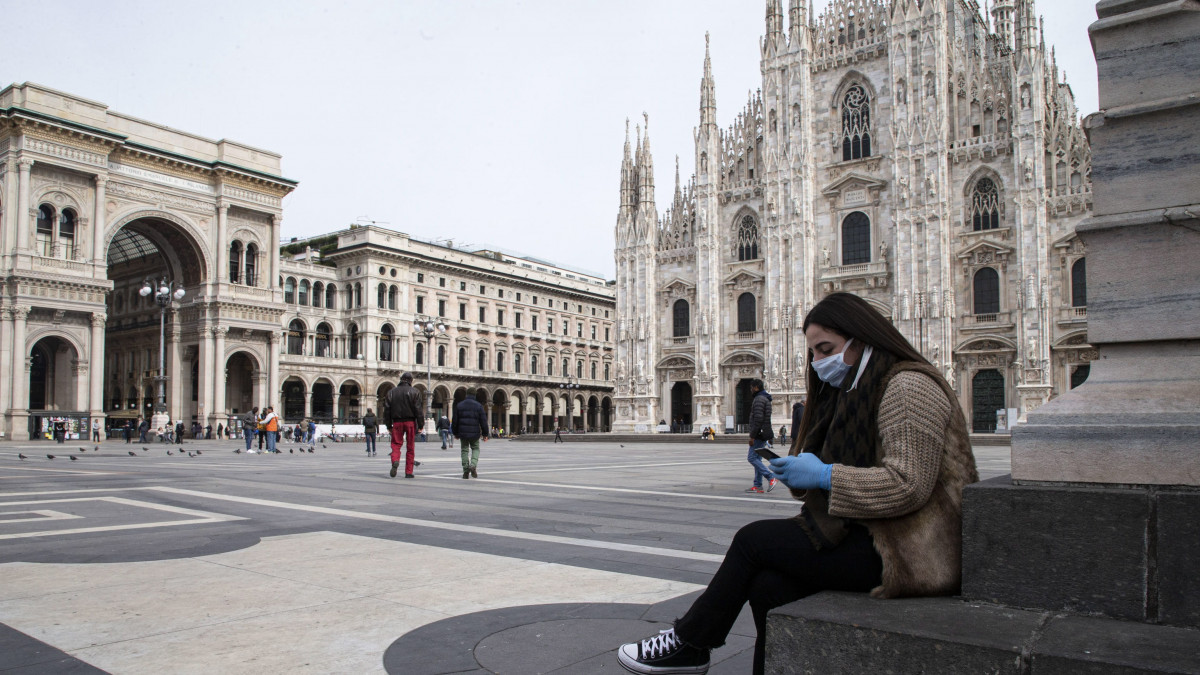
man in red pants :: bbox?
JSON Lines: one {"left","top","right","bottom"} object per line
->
{"left": 386, "top": 373, "right": 425, "bottom": 478}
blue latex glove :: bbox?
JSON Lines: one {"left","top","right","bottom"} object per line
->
{"left": 768, "top": 454, "right": 833, "bottom": 490}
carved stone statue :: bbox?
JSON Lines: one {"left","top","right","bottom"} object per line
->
{"left": 898, "top": 175, "right": 910, "bottom": 202}
{"left": 946, "top": 365, "right": 957, "bottom": 389}
{"left": 926, "top": 172, "right": 937, "bottom": 199}
{"left": 616, "top": 360, "right": 626, "bottom": 380}
{"left": 878, "top": 242, "right": 888, "bottom": 262}
{"left": 795, "top": 350, "right": 806, "bottom": 371}
{"left": 1023, "top": 157, "right": 1034, "bottom": 183}
{"left": 821, "top": 245, "right": 831, "bottom": 267}
{"left": 635, "top": 359, "right": 644, "bottom": 379}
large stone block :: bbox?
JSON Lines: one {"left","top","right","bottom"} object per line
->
{"left": 1091, "top": 0, "right": 1200, "bottom": 114}
{"left": 1157, "top": 490, "right": 1200, "bottom": 627}
{"left": 962, "top": 476, "right": 1151, "bottom": 621}
{"left": 765, "top": 592, "right": 1041, "bottom": 675}
{"left": 1030, "top": 614, "right": 1200, "bottom": 674}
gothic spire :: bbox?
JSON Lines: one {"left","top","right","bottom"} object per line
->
{"left": 638, "top": 112, "right": 655, "bottom": 206}
{"left": 700, "top": 33, "right": 717, "bottom": 127}
{"left": 620, "top": 118, "right": 635, "bottom": 212}
{"left": 788, "top": 0, "right": 806, "bottom": 42}
{"left": 1014, "top": 0, "right": 1038, "bottom": 55}
{"left": 765, "top": 0, "right": 784, "bottom": 48}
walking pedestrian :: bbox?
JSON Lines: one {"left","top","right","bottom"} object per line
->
{"left": 362, "top": 409, "right": 378, "bottom": 456}
{"left": 175, "top": 420, "right": 185, "bottom": 445}
{"left": 137, "top": 418, "right": 149, "bottom": 443}
{"left": 124, "top": 419, "right": 133, "bottom": 443}
{"left": 307, "top": 419, "right": 316, "bottom": 444}
{"left": 452, "top": 391, "right": 488, "bottom": 479}
{"left": 386, "top": 373, "right": 423, "bottom": 478}
{"left": 217, "top": 423, "right": 224, "bottom": 440}
{"left": 790, "top": 398, "right": 806, "bottom": 452}
{"left": 744, "top": 379, "right": 777, "bottom": 494}
{"left": 437, "top": 415, "right": 452, "bottom": 449}
{"left": 261, "top": 406, "right": 279, "bottom": 453}
{"left": 257, "top": 409, "right": 267, "bottom": 452}
{"left": 615, "top": 292, "right": 979, "bottom": 675}
{"left": 243, "top": 407, "right": 258, "bottom": 452}
{"left": 554, "top": 426, "right": 563, "bottom": 443}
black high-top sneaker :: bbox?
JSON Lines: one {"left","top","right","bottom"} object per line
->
{"left": 617, "top": 627, "right": 710, "bottom": 674}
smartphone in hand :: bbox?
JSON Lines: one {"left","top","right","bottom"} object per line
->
{"left": 754, "top": 447, "right": 780, "bottom": 461}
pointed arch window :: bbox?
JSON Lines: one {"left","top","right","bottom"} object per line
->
{"left": 379, "top": 324, "right": 394, "bottom": 361}
{"left": 1071, "top": 258, "right": 1087, "bottom": 308}
{"left": 245, "top": 244, "right": 258, "bottom": 286}
{"left": 841, "top": 211, "right": 871, "bottom": 265}
{"left": 841, "top": 84, "right": 872, "bottom": 161}
{"left": 287, "top": 319, "right": 305, "bottom": 356}
{"left": 36, "top": 205, "right": 54, "bottom": 257}
{"left": 737, "top": 293, "right": 757, "bottom": 332}
{"left": 673, "top": 299, "right": 690, "bottom": 337}
{"left": 973, "top": 268, "right": 1000, "bottom": 315}
{"left": 736, "top": 215, "right": 759, "bottom": 261}
{"left": 970, "top": 177, "right": 1001, "bottom": 231}
{"left": 59, "top": 209, "right": 77, "bottom": 259}
{"left": 229, "top": 242, "right": 243, "bottom": 283}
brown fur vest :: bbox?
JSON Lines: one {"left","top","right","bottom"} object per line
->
{"left": 863, "top": 362, "right": 979, "bottom": 598}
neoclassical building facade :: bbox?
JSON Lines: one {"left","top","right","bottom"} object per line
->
{"left": 0, "top": 82, "right": 614, "bottom": 440}
{"left": 275, "top": 227, "right": 616, "bottom": 433}
{"left": 614, "top": 0, "right": 1093, "bottom": 434}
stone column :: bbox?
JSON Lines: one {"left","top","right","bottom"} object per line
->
{"left": 212, "top": 326, "right": 227, "bottom": 421}
{"left": 89, "top": 313, "right": 106, "bottom": 417}
{"left": 268, "top": 332, "right": 281, "bottom": 410}
{"left": 168, "top": 328, "right": 183, "bottom": 422}
{"left": 269, "top": 215, "right": 282, "bottom": 291}
{"left": 216, "top": 201, "right": 229, "bottom": 284}
{"left": 0, "top": 309, "right": 11, "bottom": 430}
{"left": 74, "top": 359, "right": 89, "bottom": 414}
{"left": 16, "top": 158, "right": 33, "bottom": 255}
{"left": 304, "top": 390, "right": 313, "bottom": 419}
{"left": 332, "top": 392, "right": 341, "bottom": 423}
{"left": 92, "top": 176, "right": 107, "bottom": 265}
{"left": 10, "top": 307, "right": 29, "bottom": 439}
{"left": 197, "top": 325, "right": 214, "bottom": 429}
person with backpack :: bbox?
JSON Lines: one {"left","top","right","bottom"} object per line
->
{"left": 451, "top": 391, "right": 488, "bottom": 479}
{"left": 362, "top": 409, "right": 379, "bottom": 457}
{"left": 385, "top": 373, "right": 424, "bottom": 478}
{"left": 744, "top": 379, "right": 777, "bottom": 494}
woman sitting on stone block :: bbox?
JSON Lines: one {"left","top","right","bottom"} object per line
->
{"left": 617, "top": 292, "right": 979, "bottom": 675}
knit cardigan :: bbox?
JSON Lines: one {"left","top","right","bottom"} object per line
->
{"left": 812, "top": 363, "right": 978, "bottom": 598}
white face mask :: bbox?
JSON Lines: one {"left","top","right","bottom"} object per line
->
{"left": 812, "top": 338, "right": 854, "bottom": 387}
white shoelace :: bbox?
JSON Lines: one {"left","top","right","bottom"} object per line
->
{"left": 641, "top": 629, "right": 680, "bottom": 658}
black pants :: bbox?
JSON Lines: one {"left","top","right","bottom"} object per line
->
{"left": 675, "top": 519, "right": 882, "bottom": 675}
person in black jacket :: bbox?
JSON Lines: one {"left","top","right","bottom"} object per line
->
{"left": 451, "top": 393, "right": 489, "bottom": 479}
{"left": 745, "top": 379, "right": 776, "bottom": 494}
{"left": 386, "top": 373, "right": 424, "bottom": 478}
{"left": 437, "top": 415, "right": 452, "bottom": 449}
{"left": 362, "top": 409, "right": 379, "bottom": 457}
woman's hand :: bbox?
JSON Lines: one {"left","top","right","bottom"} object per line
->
{"left": 768, "top": 454, "right": 833, "bottom": 490}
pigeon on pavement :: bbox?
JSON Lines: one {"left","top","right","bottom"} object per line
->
{"left": 234, "top": 449, "right": 242, "bottom": 454}
{"left": 188, "top": 452, "right": 194, "bottom": 457}
{"left": 168, "top": 451, "right": 174, "bottom": 456}
{"left": 195, "top": 450, "right": 202, "bottom": 455}
{"left": 78, "top": 447, "right": 86, "bottom": 452}
{"left": 19, "top": 453, "right": 27, "bottom": 460}
{"left": 308, "top": 448, "right": 314, "bottom": 453}
{"left": 289, "top": 448, "right": 293, "bottom": 454}
{"left": 128, "top": 451, "right": 137, "bottom": 456}
{"left": 46, "top": 454, "right": 55, "bottom": 459}
{"left": 70, "top": 455, "right": 78, "bottom": 461}
{"left": 94, "top": 446, "right": 99, "bottom": 452}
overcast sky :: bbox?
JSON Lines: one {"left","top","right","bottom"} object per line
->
{"left": 4, "top": 0, "right": 1100, "bottom": 278}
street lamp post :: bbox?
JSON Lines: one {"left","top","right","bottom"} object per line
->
{"left": 140, "top": 276, "right": 186, "bottom": 433}
{"left": 412, "top": 316, "right": 447, "bottom": 425}
{"left": 559, "top": 376, "right": 580, "bottom": 431}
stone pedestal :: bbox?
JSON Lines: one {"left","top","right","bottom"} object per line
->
{"left": 1011, "top": 0, "right": 1200, "bottom": 485}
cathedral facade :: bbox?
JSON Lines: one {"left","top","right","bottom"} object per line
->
{"left": 613, "top": 0, "right": 1094, "bottom": 434}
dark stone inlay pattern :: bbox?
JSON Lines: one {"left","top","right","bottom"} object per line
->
{"left": 384, "top": 596, "right": 755, "bottom": 675}
{"left": 0, "top": 622, "right": 109, "bottom": 674}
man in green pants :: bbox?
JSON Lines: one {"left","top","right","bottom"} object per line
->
{"left": 451, "top": 391, "right": 489, "bottom": 479}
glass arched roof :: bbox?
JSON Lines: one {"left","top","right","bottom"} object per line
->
{"left": 107, "top": 228, "right": 160, "bottom": 266}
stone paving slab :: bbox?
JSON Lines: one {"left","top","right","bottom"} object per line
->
{"left": 0, "top": 438, "right": 1012, "bottom": 673}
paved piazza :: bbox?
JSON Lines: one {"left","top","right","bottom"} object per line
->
{"left": 0, "top": 437, "right": 1011, "bottom": 674}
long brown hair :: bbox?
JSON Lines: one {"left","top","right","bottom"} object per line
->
{"left": 791, "top": 292, "right": 931, "bottom": 453}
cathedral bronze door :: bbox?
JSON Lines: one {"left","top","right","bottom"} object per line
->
{"left": 735, "top": 379, "right": 754, "bottom": 427}
{"left": 971, "top": 369, "right": 1005, "bottom": 433}
{"left": 670, "top": 382, "right": 692, "bottom": 427}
